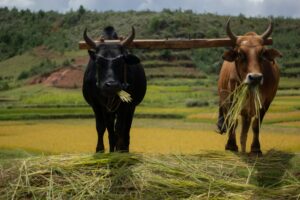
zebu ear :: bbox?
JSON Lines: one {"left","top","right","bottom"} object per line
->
{"left": 124, "top": 54, "right": 140, "bottom": 65}
{"left": 222, "top": 49, "right": 238, "bottom": 62}
{"left": 88, "top": 50, "right": 96, "bottom": 60}
{"left": 263, "top": 48, "right": 283, "bottom": 61}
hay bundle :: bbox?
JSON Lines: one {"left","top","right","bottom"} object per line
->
{"left": 118, "top": 90, "right": 132, "bottom": 103}
{"left": 0, "top": 152, "right": 299, "bottom": 199}
{"left": 223, "top": 84, "right": 262, "bottom": 133}
{"left": 1, "top": 154, "right": 141, "bottom": 199}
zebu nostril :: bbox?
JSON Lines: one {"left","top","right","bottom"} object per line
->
{"left": 249, "top": 74, "right": 262, "bottom": 81}
{"left": 105, "top": 81, "right": 118, "bottom": 88}
{"left": 105, "top": 82, "right": 112, "bottom": 87}
{"left": 103, "top": 81, "right": 121, "bottom": 94}
{"left": 246, "top": 73, "right": 263, "bottom": 85}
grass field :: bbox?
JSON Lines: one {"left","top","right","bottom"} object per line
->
{"left": 0, "top": 49, "right": 299, "bottom": 200}
{"left": 0, "top": 74, "right": 299, "bottom": 155}
{"left": 0, "top": 118, "right": 299, "bottom": 154}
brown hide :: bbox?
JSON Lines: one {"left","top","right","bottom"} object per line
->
{"left": 217, "top": 19, "right": 282, "bottom": 154}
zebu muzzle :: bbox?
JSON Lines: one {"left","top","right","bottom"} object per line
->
{"left": 101, "top": 80, "right": 122, "bottom": 97}
{"left": 95, "top": 55, "right": 126, "bottom": 97}
{"left": 245, "top": 73, "right": 263, "bottom": 86}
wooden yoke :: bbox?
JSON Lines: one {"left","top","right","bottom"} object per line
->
{"left": 79, "top": 38, "right": 273, "bottom": 50}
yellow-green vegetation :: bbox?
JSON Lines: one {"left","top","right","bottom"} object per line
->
{"left": 0, "top": 85, "right": 85, "bottom": 105}
{"left": 0, "top": 151, "right": 299, "bottom": 199}
{"left": 221, "top": 84, "right": 262, "bottom": 133}
{"left": 117, "top": 90, "right": 132, "bottom": 103}
{"left": 1, "top": 8, "right": 300, "bottom": 199}
{"left": 0, "top": 77, "right": 299, "bottom": 125}
{"left": 0, "top": 119, "right": 299, "bottom": 154}
{"left": 277, "top": 121, "right": 300, "bottom": 128}
{"left": 0, "top": 52, "right": 42, "bottom": 78}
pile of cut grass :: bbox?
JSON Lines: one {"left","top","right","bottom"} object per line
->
{"left": 223, "top": 84, "right": 262, "bottom": 133}
{"left": 0, "top": 151, "right": 299, "bottom": 199}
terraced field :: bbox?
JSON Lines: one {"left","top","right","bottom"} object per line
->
{"left": 0, "top": 118, "right": 299, "bottom": 154}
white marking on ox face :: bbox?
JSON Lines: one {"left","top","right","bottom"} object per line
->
{"left": 241, "top": 41, "right": 249, "bottom": 45}
{"left": 244, "top": 73, "right": 263, "bottom": 86}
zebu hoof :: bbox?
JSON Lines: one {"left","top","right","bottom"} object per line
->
{"left": 96, "top": 147, "right": 105, "bottom": 153}
{"left": 215, "top": 126, "right": 226, "bottom": 134}
{"left": 225, "top": 144, "right": 238, "bottom": 152}
{"left": 216, "top": 119, "right": 226, "bottom": 134}
{"left": 250, "top": 150, "right": 262, "bottom": 157}
{"left": 115, "top": 148, "right": 129, "bottom": 153}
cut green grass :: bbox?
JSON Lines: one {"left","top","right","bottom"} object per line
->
{"left": 221, "top": 84, "right": 262, "bottom": 133}
{"left": 0, "top": 53, "right": 43, "bottom": 79}
{"left": 0, "top": 151, "right": 299, "bottom": 199}
{"left": 0, "top": 85, "right": 86, "bottom": 106}
{"left": 278, "top": 77, "right": 300, "bottom": 90}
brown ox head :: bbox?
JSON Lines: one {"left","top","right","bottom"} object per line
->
{"left": 222, "top": 19, "right": 282, "bottom": 87}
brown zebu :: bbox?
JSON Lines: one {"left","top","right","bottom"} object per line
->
{"left": 217, "top": 19, "right": 282, "bottom": 155}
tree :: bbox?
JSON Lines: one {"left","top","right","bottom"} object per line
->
{"left": 78, "top": 5, "right": 86, "bottom": 16}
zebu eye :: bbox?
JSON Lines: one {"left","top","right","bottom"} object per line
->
{"left": 259, "top": 50, "right": 268, "bottom": 61}
{"left": 96, "top": 55, "right": 107, "bottom": 64}
{"left": 238, "top": 51, "right": 246, "bottom": 61}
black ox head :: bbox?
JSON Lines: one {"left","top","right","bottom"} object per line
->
{"left": 84, "top": 26, "right": 140, "bottom": 97}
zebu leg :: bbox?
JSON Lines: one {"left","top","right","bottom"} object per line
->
{"left": 216, "top": 107, "right": 227, "bottom": 134}
{"left": 93, "top": 106, "right": 106, "bottom": 153}
{"left": 115, "top": 105, "right": 135, "bottom": 152}
{"left": 106, "top": 113, "right": 116, "bottom": 152}
{"left": 251, "top": 107, "right": 268, "bottom": 155}
{"left": 251, "top": 117, "right": 262, "bottom": 155}
{"left": 225, "top": 120, "right": 238, "bottom": 152}
{"left": 240, "top": 116, "right": 251, "bottom": 153}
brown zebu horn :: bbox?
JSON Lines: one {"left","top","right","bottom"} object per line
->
{"left": 261, "top": 19, "right": 273, "bottom": 40}
{"left": 226, "top": 18, "right": 237, "bottom": 42}
{"left": 121, "top": 26, "right": 135, "bottom": 47}
{"left": 83, "top": 28, "right": 97, "bottom": 49}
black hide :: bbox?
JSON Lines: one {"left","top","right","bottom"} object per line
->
{"left": 82, "top": 27, "right": 146, "bottom": 152}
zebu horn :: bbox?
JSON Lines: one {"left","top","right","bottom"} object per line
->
{"left": 83, "top": 28, "right": 97, "bottom": 49}
{"left": 121, "top": 26, "right": 135, "bottom": 47}
{"left": 226, "top": 18, "right": 237, "bottom": 42}
{"left": 261, "top": 19, "right": 273, "bottom": 40}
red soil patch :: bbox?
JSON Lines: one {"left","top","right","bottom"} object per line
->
{"left": 73, "top": 56, "right": 89, "bottom": 66}
{"left": 29, "top": 66, "right": 84, "bottom": 89}
{"left": 28, "top": 52, "right": 89, "bottom": 88}
{"left": 32, "top": 46, "right": 63, "bottom": 59}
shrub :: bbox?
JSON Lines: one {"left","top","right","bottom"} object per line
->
{"left": 17, "top": 59, "right": 57, "bottom": 80}
{"left": 0, "top": 81, "right": 9, "bottom": 91}
{"left": 17, "top": 71, "right": 30, "bottom": 80}
{"left": 185, "top": 99, "right": 209, "bottom": 107}
{"left": 62, "top": 59, "right": 71, "bottom": 66}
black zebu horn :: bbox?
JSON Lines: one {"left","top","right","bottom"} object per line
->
{"left": 84, "top": 28, "right": 97, "bottom": 49}
{"left": 121, "top": 26, "right": 135, "bottom": 47}
{"left": 226, "top": 18, "right": 237, "bottom": 42}
{"left": 261, "top": 19, "right": 273, "bottom": 40}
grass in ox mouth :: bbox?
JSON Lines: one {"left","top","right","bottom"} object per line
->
{"left": 223, "top": 84, "right": 262, "bottom": 133}
{"left": 118, "top": 90, "right": 132, "bottom": 103}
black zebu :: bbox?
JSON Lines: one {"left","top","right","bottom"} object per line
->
{"left": 82, "top": 26, "right": 147, "bottom": 152}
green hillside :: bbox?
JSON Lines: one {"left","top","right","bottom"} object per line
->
{"left": 1, "top": 7, "right": 300, "bottom": 80}
{"left": 0, "top": 9, "right": 299, "bottom": 199}
{"left": 0, "top": 8, "right": 299, "bottom": 125}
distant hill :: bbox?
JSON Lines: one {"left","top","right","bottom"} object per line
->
{"left": 0, "top": 7, "right": 299, "bottom": 86}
